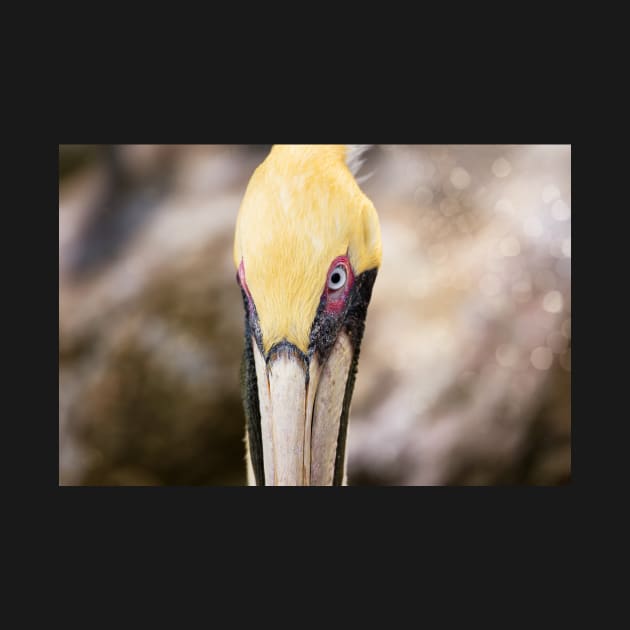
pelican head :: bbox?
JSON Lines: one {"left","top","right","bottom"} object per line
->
{"left": 233, "top": 145, "right": 382, "bottom": 485}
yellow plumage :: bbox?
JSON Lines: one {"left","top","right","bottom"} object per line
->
{"left": 233, "top": 145, "right": 382, "bottom": 354}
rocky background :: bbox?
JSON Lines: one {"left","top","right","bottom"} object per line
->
{"left": 59, "top": 144, "right": 571, "bottom": 485}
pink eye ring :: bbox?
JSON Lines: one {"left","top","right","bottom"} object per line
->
{"left": 324, "top": 256, "right": 354, "bottom": 314}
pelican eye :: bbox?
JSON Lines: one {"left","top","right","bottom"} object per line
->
{"left": 328, "top": 265, "right": 347, "bottom": 291}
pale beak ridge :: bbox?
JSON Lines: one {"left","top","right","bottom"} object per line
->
{"left": 251, "top": 333, "right": 353, "bottom": 486}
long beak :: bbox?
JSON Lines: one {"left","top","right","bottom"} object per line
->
{"left": 250, "top": 334, "right": 354, "bottom": 485}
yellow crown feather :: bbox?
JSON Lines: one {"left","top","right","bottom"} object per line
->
{"left": 233, "top": 144, "right": 382, "bottom": 354}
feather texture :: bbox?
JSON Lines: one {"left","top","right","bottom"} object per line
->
{"left": 345, "top": 145, "right": 373, "bottom": 178}
{"left": 233, "top": 145, "right": 382, "bottom": 354}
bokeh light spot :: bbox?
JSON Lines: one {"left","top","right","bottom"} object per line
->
{"left": 496, "top": 344, "right": 520, "bottom": 368}
{"left": 414, "top": 186, "right": 434, "bottom": 206}
{"left": 492, "top": 157, "right": 512, "bottom": 178}
{"left": 531, "top": 347, "right": 553, "bottom": 370}
{"left": 547, "top": 331, "right": 568, "bottom": 354}
{"left": 450, "top": 167, "right": 472, "bottom": 190}
{"left": 542, "top": 184, "right": 560, "bottom": 203}
{"left": 499, "top": 236, "right": 521, "bottom": 257}
{"left": 479, "top": 273, "right": 502, "bottom": 297}
{"left": 523, "top": 216, "right": 543, "bottom": 238}
{"left": 551, "top": 199, "right": 571, "bottom": 221}
{"left": 512, "top": 278, "right": 532, "bottom": 302}
{"left": 543, "top": 290, "right": 564, "bottom": 313}
{"left": 440, "top": 197, "right": 461, "bottom": 217}
{"left": 495, "top": 198, "right": 514, "bottom": 215}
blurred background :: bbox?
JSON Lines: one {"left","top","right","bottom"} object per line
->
{"left": 59, "top": 144, "right": 571, "bottom": 485}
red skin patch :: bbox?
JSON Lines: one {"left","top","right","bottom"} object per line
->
{"left": 324, "top": 255, "right": 354, "bottom": 314}
{"left": 238, "top": 259, "right": 252, "bottom": 302}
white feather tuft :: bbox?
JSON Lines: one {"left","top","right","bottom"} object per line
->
{"left": 345, "top": 145, "right": 373, "bottom": 179}
{"left": 356, "top": 169, "right": 375, "bottom": 185}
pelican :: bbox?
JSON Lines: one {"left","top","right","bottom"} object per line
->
{"left": 233, "top": 145, "right": 382, "bottom": 485}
